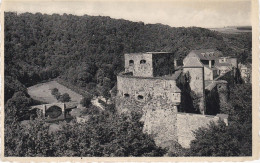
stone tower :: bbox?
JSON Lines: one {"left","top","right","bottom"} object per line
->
{"left": 116, "top": 52, "right": 181, "bottom": 113}
{"left": 183, "top": 57, "right": 206, "bottom": 114}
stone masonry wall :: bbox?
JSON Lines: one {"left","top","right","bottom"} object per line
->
{"left": 124, "top": 53, "right": 175, "bottom": 77}
{"left": 125, "top": 53, "right": 153, "bottom": 77}
{"left": 176, "top": 113, "right": 222, "bottom": 148}
{"left": 117, "top": 75, "right": 181, "bottom": 111}
{"left": 183, "top": 67, "right": 205, "bottom": 114}
{"left": 140, "top": 98, "right": 228, "bottom": 149}
{"left": 141, "top": 97, "right": 178, "bottom": 147}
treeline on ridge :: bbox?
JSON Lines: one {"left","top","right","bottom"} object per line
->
{"left": 5, "top": 12, "right": 252, "bottom": 103}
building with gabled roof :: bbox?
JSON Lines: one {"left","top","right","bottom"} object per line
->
{"left": 183, "top": 49, "right": 237, "bottom": 80}
{"left": 215, "top": 56, "right": 238, "bottom": 75}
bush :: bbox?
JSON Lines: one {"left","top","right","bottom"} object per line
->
{"left": 51, "top": 88, "right": 61, "bottom": 100}
{"left": 80, "top": 95, "right": 92, "bottom": 107}
{"left": 51, "top": 88, "right": 59, "bottom": 96}
{"left": 59, "top": 93, "right": 71, "bottom": 102}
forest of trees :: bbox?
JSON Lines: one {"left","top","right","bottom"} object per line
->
{"left": 4, "top": 12, "right": 252, "bottom": 156}
{"left": 5, "top": 12, "right": 252, "bottom": 101}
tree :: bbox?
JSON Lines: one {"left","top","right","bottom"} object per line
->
{"left": 51, "top": 88, "right": 61, "bottom": 100}
{"left": 5, "top": 109, "right": 166, "bottom": 157}
{"left": 189, "top": 120, "right": 251, "bottom": 156}
{"left": 98, "top": 77, "right": 112, "bottom": 103}
{"left": 51, "top": 88, "right": 59, "bottom": 96}
{"left": 189, "top": 84, "right": 252, "bottom": 156}
{"left": 5, "top": 118, "right": 56, "bottom": 157}
{"left": 80, "top": 94, "right": 93, "bottom": 107}
{"left": 176, "top": 72, "right": 200, "bottom": 113}
{"left": 59, "top": 93, "right": 71, "bottom": 102}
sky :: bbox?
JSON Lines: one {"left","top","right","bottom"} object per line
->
{"left": 3, "top": 0, "right": 251, "bottom": 28}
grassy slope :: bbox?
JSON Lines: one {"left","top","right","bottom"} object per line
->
{"left": 27, "top": 80, "right": 83, "bottom": 103}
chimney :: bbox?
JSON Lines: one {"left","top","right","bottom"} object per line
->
{"left": 209, "top": 60, "right": 212, "bottom": 68}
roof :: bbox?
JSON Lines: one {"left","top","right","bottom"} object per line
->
{"left": 190, "top": 49, "right": 222, "bottom": 60}
{"left": 163, "top": 69, "right": 182, "bottom": 80}
{"left": 173, "top": 85, "right": 181, "bottom": 93}
{"left": 183, "top": 57, "right": 203, "bottom": 67}
{"left": 215, "top": 59, "right": 233, "bottom": 67}
{"left": 126, "top": 52, "right": 172, "bottom": 55}
{"left": 146, "top": 52, "right": 172, "bottom": 54}
{"left": 216, "top": 114, "right": 229, "bottom": 119}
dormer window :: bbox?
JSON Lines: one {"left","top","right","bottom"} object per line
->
{"left": 129, "top": 60, "right": 134, "bottom": 66}
{"left": 140, "top": 60, "right": 146, "bottom": 64}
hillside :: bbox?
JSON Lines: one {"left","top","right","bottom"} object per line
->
{"left": 4, "top": 12, "right": 252, "bottom": 102}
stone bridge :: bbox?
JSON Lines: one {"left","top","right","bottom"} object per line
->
{"left": 30, "top": 102, "right": 77, "bottom": 121}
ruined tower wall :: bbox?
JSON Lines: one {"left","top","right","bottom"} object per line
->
{"left": 152, "top": 53, "right": 175, "bottom": 77}
{"left": 124, "top": 53, "right": 175, "bottom": 77}
{"left": 116, "top": 75, "right": 181, "bottom": 112}
{"left": 183, "top": 67, "right": 205, "bottom": 114}
{"left": 125, "top": 53, "right": 153, "bottom": 77}
{"left": 141, "top": 98, "right": 178, "bottom": 147}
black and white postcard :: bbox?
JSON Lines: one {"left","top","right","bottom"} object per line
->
{"left": 1, "top": 0, "right": 259, "bottom": 161}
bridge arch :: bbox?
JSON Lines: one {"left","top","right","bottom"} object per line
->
{"left": 45, "top": 105, "right": 63, "bottom": 118}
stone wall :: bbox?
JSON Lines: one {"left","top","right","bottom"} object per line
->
{"left": 116, "top": 74, "right": 181, "bottom": 112}
{"left": 124, "top": 52, "right": 175, "bottom": 77}
{"left": 125, "top": 53, "right": 154, "bottom": 77}
{"left": 141, "top": 97, "right": 178, "bottom": 147}
{"left": 140, "top": 97, "right": 228, "bottom": 149}
{"left": 204, "top": 66, "right": 214, "bottom": 80}
{"left": 176, "top": 113, "right": 227, "bottom": 148}
{"left": 204, "top": 66, "right": 218, "bottom": 80}
{"left": 183, "top": 67, "right": 205, "bottom": 114}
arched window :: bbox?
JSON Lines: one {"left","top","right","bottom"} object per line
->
{"left": 124, "top": 93, "right": 130, "bottom": 98}
{"left": 129, "top": 60, "right": 134, "bottom": 66}
{"left": 137, "top": 95, "right": 144, "bottom": 100}
{"left": 140, "top": 60, "right": 146, "bottom": 64}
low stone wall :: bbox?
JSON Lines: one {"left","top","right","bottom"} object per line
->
{"left": 176, "top": 113, "right": 228, "bottom": 148}
{"left": 140, "top": 97, "right": 228, "bottom": 149}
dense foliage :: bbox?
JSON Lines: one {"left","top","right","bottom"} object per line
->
{"left": 5, "top": 110, "right": 166, "bottom": 156}
{"left": 176, "top": 72, "right": 200, "bottom": 114}
{"left": 5, "top": 12, "right": 251, "bottom": 99}
{"left": 80, "top": 94, "right": 93, "bottom": 108}
{"left": 189, "top": 84, "right": 252, "bottom": 156}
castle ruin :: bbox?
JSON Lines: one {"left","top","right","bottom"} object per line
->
{"left": 116, "top": 51, "right": 229, "bottom": 148}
